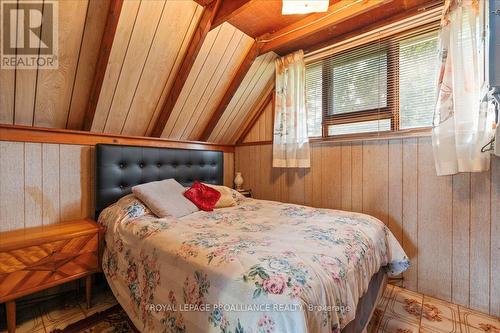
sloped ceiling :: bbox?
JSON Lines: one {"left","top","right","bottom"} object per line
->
{"left": 0, "top": 0, "right": 108, "bottom": 128}
{"left": 207, "top": 51, "right": 276, "bottom": 144}
{"left": 0, "top": 0, "right": 439, "bottom": 144}
{"left": 0, "top": 0, "right": 272, "bottom": 144}
{"left": 160, "top": 22, "right": 254, "bottom": 141}
{"left": 90, "top": 0, "right": 203, "bottom": 136}
{"left": 241, "top": 99, "right": 274, "bottom": 143}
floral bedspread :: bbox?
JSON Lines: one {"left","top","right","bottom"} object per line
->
{"left": 99, "top": 194, "right": 409, "bottom": 333}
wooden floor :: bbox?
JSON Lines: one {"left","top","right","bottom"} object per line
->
{"left": 1, "top": 284, "right": 499, "bottom": 333}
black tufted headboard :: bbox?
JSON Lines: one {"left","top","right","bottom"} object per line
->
{"left": 95, "top": 144, "right": 224, "bottom": 218}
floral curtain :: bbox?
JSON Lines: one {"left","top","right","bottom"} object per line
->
{"left": 432, "top": 0, "right": 495, "bottom": 176}
{"left": 273, "top": 50, "right": 311, "bottom": 168}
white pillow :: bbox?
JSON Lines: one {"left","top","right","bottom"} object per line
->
{"left": 132, "top": 179, "right": 198, "bottom": 218}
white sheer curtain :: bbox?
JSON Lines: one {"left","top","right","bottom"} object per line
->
{"left": 432, "top": 0, "right": 495, "bottom": 176}
{"left": 273, "top": 50, "right": 311, "bottom": 168}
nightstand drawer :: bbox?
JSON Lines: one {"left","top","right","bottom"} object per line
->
{"left": 0, "top": 233, "right": 99, "bottom": 302}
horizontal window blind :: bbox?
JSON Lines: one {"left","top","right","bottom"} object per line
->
{"left": 305, "top": 20, "right": 440, "bottom": 138}
{"left": 399, "top": 32, "right": 438, "bottom": 129}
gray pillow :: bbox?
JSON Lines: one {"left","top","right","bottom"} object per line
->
{"left": 132, "top": 179, "right": 198, "bottom": 218}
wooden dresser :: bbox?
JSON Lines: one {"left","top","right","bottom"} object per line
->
{"left": 0, "top": 219, "right": 101, "bottom": 333}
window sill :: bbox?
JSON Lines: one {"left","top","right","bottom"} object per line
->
{"left": 235, "top": 128, "right": 432, "bottom": 147}
{"left": 309, "top": 127, "right": 432, "bottom": 144}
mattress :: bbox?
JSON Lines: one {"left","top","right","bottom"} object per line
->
{"left": 98, "top": 193, "right": 409, "bottom": 333}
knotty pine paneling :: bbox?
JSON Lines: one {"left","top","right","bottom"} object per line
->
{"left": 0, "top": 140, "right": 234, "bottom": 232}
{"left": 235, "top": 138, "right": 500, "bottom": 317}
{"left": 208, "top": 52, "right": 277, "bottom": 144}
{"left": 161, "top": 23, "right": 254, "bottom": 141}
{"left": 0, "top": 0, "right": 108, "bottom": 129}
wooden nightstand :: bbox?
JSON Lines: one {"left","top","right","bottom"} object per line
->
{"left": 237, "top": 189, "right": 252, "bottom": 198}
{"left": 0, "top": 219, "right": 101, "bottom": 333}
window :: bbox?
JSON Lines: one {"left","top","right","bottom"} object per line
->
{"left": 399, "top": 34, "right": 439, "bottom": 129}
{"left": 305, "top": 26, "right": 439, "bottom": 138}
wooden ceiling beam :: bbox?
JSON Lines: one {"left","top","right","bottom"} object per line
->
{"left": 211, "top": 0, "right": 256, "bottom": 30}
{"left": 236, "top": 87, "right": 274, "bottom": 144}
{"left": 194, "top": 0, "right": 216, "bottom": 6}
{"left": 199, "top": 41, "right": 262, "bottom": 142}
{"left": 82, "top": 0, "right": 124, "bottom": 131}
{"left": 150, "top": 0, "right": 222, "bottom": 137}
{"left": 256, "top": 0, "right": 389, "bottom": 55}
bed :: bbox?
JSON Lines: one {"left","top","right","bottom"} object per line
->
{"left": 95, "top": 144, "right": 409, "bottom": 333}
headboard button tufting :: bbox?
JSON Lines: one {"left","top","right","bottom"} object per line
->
{"left": 95, "top": 144, "right": 223, "bottom": 218}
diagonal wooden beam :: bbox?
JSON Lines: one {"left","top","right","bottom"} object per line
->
{"left": 83, "top": 0, "right": 124, "bottom": 131}
{"left": 150, "top": 0, "right": 222, "bottom": 137}
{"left": 194, "top": 0, "right": 216, "bottom": 6}
{"left": 236, "top": 88, "right": 274, "bottom": 144}
{"left": 211, "top": 0, "right": 256, "bottom": 30}
{"left": 257, "top": 0, "right": 388, "bottom": 55}
{"left": 199, "top": 41, "right": 262, "bottom": 142}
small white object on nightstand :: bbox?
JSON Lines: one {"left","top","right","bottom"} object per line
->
{"left": 234, "top": 172, "right": 244, "bottom": 191}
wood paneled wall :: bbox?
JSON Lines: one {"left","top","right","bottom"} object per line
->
{"left": 208, "top": 52, "right": 277, "bottom": 144}
{"left": 242, "top": 100, "right": 274, "bottom": 143}
{"left": 0, "top": 0, "right": 109, "bottom": 129}
{"left": 161, "top": 23, "right": 253, "bottom": 141}
{"left": 0, "top": 142, "right": 93, "bottom": 232}
{"left": 235, "top": 138, "right": 500, "bottom": 317}
{"left": 91, "top": 0, "right": 203, "bottom": 136}
{"left": 0, "top": 140, "right": 234, "bottom": 232}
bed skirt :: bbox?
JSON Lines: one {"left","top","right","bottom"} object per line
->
{"left": 342, "top": 269, "right": 387, "bottom": 333}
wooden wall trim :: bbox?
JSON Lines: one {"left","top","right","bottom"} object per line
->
{"left": 150, "top": 0, "right": 222, "bottom": 137}
{"left": 256, "top": 0, "right": 386, "bottom": 55}
{"left": 83, "top": 0, "right": 124, "bottom": 131}
{"left": 309, "top": 128, "right": 432, "bottom": 144}
{"left": 236, "top": 88, "right": 274, "bottom": 144}
{"left": 235, "top": 128, "right": 432, "bottom": 146}
{"left": 237, "top": 141, "right": 273, "bottom": 146}
{"left": 0, "top": 125, "right": 234, "bottom": 152}
{"left": 199, "top": 41, "right": 262, "bottom": 141}
{"left": 211, "top": 0, "right": 255, "bottom": 30}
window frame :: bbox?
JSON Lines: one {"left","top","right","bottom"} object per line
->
{"left": 306, "top": 24, "right": 440, "bottom": 140}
